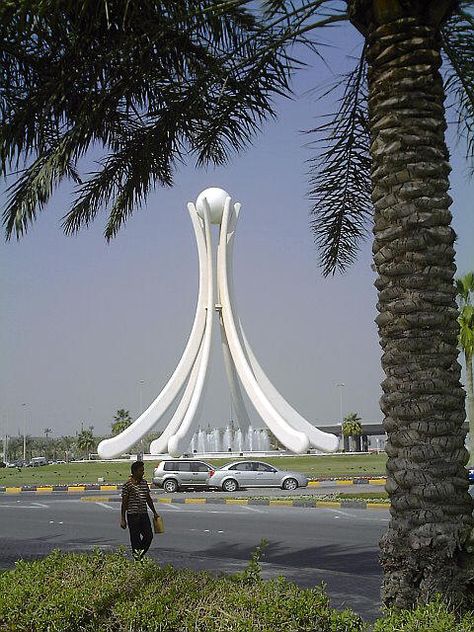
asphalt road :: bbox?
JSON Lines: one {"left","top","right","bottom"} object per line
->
{"left": 0, "top": 494, "right": 387, "bottom": 620}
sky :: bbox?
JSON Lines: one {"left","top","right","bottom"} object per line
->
{"left": 1, "top": 23, "right": 473, "bottom": 440}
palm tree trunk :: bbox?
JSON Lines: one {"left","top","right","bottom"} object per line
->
{"left": 466, "top": 351, "right": 474, "bottom": 454}
{"left": 361, "top": 5, "right": 473, "bottom": 609}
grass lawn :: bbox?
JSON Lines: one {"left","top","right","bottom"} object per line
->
{"left": 0, "top": 453, "right": 387, "bottom": 486}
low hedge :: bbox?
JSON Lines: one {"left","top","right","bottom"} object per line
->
{"left": 0, "top": 548, "right": 362, "bottom": 632}
{"left": 373, "top": 600, "right": 474, "bottom": 631}
{"left": 0, "top": 549, "right": 472, "bottom": 631}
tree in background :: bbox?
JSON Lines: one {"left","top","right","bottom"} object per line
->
{"left": 111, "top": 409, "right": 132, "bottom": 436}
{"left": 268, "top": 430, "right": 285, "bottom": 451}
{"left": 342, "top": 412, "right": 363, "bottom": 452}
{"left": 145, "top": 431, "right": 162, "bottom": 454}
{"left": 4, "top": 436, "right": 21, "bottom": 462}
{"left": 76, "top": 426, "right": 96, "bottom": 460}
{"left": 43, "top": 427, "right": 52, "bottom": 439}
{"left": 56, "top": 435, "right": 76, "bottom": 462}
{"left": 2, "top": 0, "right": 474, "bottom": 610}
{"left": 456, "top": 272, "right": 474, "bottom": 454}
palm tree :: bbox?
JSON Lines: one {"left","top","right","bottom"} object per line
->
{"left": 57, "top": 435, "right": 76, "bottom": 462}
{"left": 342, "top": 412, "right": 362, "bottom": 452}
{"left": 76, "top": 426, "right": 95, "bottom": 460}
{"left": 456, "top": 272, "right": 474, "bottom": 454}
{"left": 43, "top": 427, "right": 52, "bottom": 440}
{"left": 111, "top": 409, "right": 132, "bottom": 436}
{"left": 6, "top": 436, "right": 22, "bottom": 462}
{"left": 1, "top": 0, "right": 473, "bottom": 609}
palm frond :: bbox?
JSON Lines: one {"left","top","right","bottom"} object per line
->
{"left": 2, "top": 135, "right": 82, "bottom": 239}
{"left": 441, "top": 4, "right": 474, "bottom": 171}
{"left": 307, "top": 49, "right": 372, "bottom": 276}
{"left": 456, "top": 271, "right": 474, "bottom": 306}
{"left": 0, "top": 0, "right": 299, "bottom": 239}
{"left": 458, "top": 305, "right": 474, "bottom": 357}
{"left": 63, "top": 118, "right": 180, "bottom": 238}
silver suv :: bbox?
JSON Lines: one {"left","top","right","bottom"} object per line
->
{"left": 152, "top": 459, "right": 213, "bottom": 493}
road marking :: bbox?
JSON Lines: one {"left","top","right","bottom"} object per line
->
{"left": 95, "top": 502, "right": 119, "bottom": 511}
{"left": 0, "top": 503, "right": 47, "bottom": 509}
{"left": 327, "top": 507, "right": 389, "bottom": 522}
{"left": 205, "top": 508, "right": 244, "bottom": 514}
{"left": 330, "top": 509, "right": 357, "bottom": 520}
{"left": 242, "top": 505, "right": 264, "bottom": 513}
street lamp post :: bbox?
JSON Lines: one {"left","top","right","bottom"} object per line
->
{"left": 336, "top": 384, "right": 345, "bottom": 451}
{"left": 21, "top": 403, "right": 28, "bottom": 462}
{"left": 1, "top": 414, "right": 7, "bottom": 464}
{"left": 138, "top": 380, "right": 145, "bottom": 459}
{"left": 139, "top": 380, "right": 145, "bottom": 414}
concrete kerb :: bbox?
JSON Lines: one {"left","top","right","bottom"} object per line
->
{"left": 0, "top": 476, "right": 386, "bottom": 495}
{"left": 0, "top": 479, "right": 389, "bottom": 509}
{"left": 78, "top": 495, "right": 389, "bottom": 510}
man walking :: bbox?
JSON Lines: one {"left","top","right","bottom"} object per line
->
{"left": 120, "top": 460, "right": 159, "bottom": 560}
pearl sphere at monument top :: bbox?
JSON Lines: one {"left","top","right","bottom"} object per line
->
{"left": 195, "top": 187, "right": 230, "bottom": 224}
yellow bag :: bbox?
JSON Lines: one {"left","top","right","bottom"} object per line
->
{"left": 153, "top": 514, "right": 165, "bottom": 534}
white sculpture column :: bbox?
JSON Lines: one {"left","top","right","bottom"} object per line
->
{"left": 97, "top": 188, "right": 339, "bottom": 459}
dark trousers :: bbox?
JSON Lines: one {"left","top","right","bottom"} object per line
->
{"left": 127, "top": 512, "right": 153, "bottom": 555}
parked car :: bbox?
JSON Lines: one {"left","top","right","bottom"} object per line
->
{"left": 468, "top": 465, "right": 474, "bottom": 484}
{"left": 30, "top": 456, "right": 48, "bottom": 467}
{"left": 206, "top": 460, "right": 308, "bottom": 492}
{"left": 152, "top": 459, "right": 214, "bottom": 493}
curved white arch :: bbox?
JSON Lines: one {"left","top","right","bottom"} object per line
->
{"left": 224, "top": 206, "right": 338, "bottom": 453}
{"left": 148, "top": 338, "right": 202, "bottom": 455}
{"left": 219, "top": 317, "right": 251, "bottom": 432}
{"left": 217, "top": 198, "right": 309, "bottom": 454}
{"left": 98, "top": 188, "right": 338, "bottom": 459}
{"left": 240, "top": 330, "right": 339, "bottom": 451}
{"left": 222, "top": 202, "right": 337, "bottom": 451}
{"left": 167, "top": 200, "right": 214, "bottom": 457}
{"left": 97, "top": 203, "right": 209, "bottom": 459}
{"left": 217, "top": 203, "right": 250, "bottom": 433}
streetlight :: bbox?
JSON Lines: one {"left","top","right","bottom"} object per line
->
{"left": 21, "top": 403, "right": 28, "bottom": 462}
{"left": 1, "top": 413, "right": 7, "bottom": 464}
{"left": 336, "top": 383, "right": 345, "bottom": 422}
{"left": 335, "top": 384, "right": 344, "bottom": 451}
{"left": 139, "top": 380, "right": 145, "bottom": 414}
{"left": 138, "top": 380, "right": 145, "bottom": 459}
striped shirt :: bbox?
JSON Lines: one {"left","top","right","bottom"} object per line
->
{"left": 121, "top": 478, "right": 150, "bottom": 514}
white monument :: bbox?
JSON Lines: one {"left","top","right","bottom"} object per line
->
{"left": 97, "top": 188, "right": 339, "bottom": 458}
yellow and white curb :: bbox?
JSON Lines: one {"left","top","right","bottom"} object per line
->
{"left": 79, "top": 496, "right": 390, "bottom": 510}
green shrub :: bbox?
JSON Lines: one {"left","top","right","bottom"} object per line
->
{"left": 0, "top": 549, "right": 363, "bottom": 631}
{"left": 373, "top": 598, "right": 474, "bottom": 632}
{"left": 1, "top": 551, "right": 473, "bottom": 631}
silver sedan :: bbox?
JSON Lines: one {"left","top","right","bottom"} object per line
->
{"left": 206, "top": 460, "right": 308, "bottom": 492}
